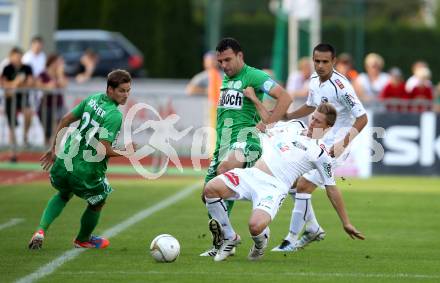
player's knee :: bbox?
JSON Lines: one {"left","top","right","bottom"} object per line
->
{"left": 297, "top": 178, "right": 316, "bottom": 193}
{"left": 88, "top": 201, "right": 105, "bottom": 211}
{"left": 58, "top": 192, "right": 73, "bottom": 202}
{"left": 248, "top": 219, "right": 265, "bottom": 236}
{"left": 203, "top": 180, "right": 220, "bottom": 199}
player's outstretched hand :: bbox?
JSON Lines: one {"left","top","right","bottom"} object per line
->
{"left": 243, "top": 87, "right": 257, "bottom": 101}
{"left": 343, "top": 223, "right": 365, "bottom": 240}
{"left": 40, "top": 149, "right": 55, "bottom": 171}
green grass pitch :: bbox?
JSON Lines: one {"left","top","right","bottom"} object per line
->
{"left": 1, "top": 176, "right": 440, "bottom": 283}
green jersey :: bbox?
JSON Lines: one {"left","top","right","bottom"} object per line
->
{"left": 205, "top": 64, "right": 278, "bottom": 183}
{"left": 216, "top": 64, "right": 277, "bottom": 149}
{"left": 54, "top": 93, "right": 122, "bottom": 184}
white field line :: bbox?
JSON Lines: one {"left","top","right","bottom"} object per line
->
{"left": 0, "top": 218, "right": 24, "bottom": 231}
{"left": 15, "top": 182, "right": 201, "bottom": 283}
{"left": 55, "top": 270, "right": 440, "bottom": 280}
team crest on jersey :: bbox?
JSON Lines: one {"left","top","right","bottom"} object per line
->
{"left": 335, "top": 79, "right": 345, "bottom": 89}
{"left": 321, "top": 96, "right": 329, "bottom": 103}
{"left": 233, "top": 80, "right": 243, "bottom": 89}
{"left": 219, "top": 89, "right": 244, "bottom": 109}
{"left": 323, "top": 162, "right": 332, "bottom": 177}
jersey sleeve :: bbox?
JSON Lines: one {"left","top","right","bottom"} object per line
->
{"left": 23, "top": 65, "right": 33, "bottom": 77}
{"left": 1, "top": 65, "right": 13, "bottom": 79}
{"left": 71, "top": 97, "right": 89, "bottom": 118}
{"left": 313, "top": 152, "right": 336, "bottom": 186}
{"left": 337, "top": 83, "right": 366, "bottom": 118}
{"left": 249, "top": 69, "right": 278, "bottom": 95}
{"left": 100, "top": 110, "right": 123, "bottom": 143}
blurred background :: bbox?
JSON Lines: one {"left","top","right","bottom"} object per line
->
{"left": 1, "top": 0, "right": 440, "bottom": 179}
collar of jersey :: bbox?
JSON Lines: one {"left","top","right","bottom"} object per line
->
{"left": 102, "top": 93, "right": 118, "bottom": 106}
{"left": 227, "top": 64, "right": 248, "bottom": 79}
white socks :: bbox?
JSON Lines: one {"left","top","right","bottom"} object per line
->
{"left": 286, "top": 193, "right": 313, "bottom": 241}
{"left": 205, "top": 197, "right": 236, "bottom": 239}
{"left": 251, "top": 227, "right": 270, "bottom": 249}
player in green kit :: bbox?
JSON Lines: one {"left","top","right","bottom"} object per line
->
{"left": 28, "top": 69, "right": 133, "bottom": 249}
{"left": 201, "top": 38, "right": 292, "bottom": 256}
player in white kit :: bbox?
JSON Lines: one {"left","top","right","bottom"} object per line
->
{"left": 268, "top": 43, "right": 368, "bottom": 252}
{"left": 203, "top": 103, "right": 365, "bottom": 262}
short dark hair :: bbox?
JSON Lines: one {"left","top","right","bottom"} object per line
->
{"left": 317, "top": 102, "right": 337, "bottom": 126}
{"left": 313, "top": 43, "right": 336, "bottom": 58}
{"left": 107, "top": 69, "right": 132, "bottom": 89}
{"left": 216, "top": 37, "right": 242, "bottom": 54}
{"left": 31, "top": 35, "right": 44, "bottom": 43}
{"left": 10, "top": 46, "right": 23, "bottom": 55}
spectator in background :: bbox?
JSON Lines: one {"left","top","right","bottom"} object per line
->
{"left": 408, "top": 66, "right": 433, "bottom": 112}
{"left": 354, "top": 53, "right": 390, "bottom": 104}
{"left": 0, "top": 47, "right": 34, "bottom": 162}
{"left": 186, "top": 51, "right": 222, "bottom": 98}
{"left": 286, "top": 57, "right": 312, "bottom": 98}
{"left": 379, "top": 67, "right": 408, "bottom": 112}
{"left": 335, "top": 53, "right": 358, "bottom": 82}
{"left": 22, "top": 36, "right": 47, "bottom": 77}
{"left": 285, "top": 57, "right": 312, "bottom": 111}
{"left": 405, "top": 61, "right": 432, "bottom": 94}
{"left": 434, "top": 83, "right": 440, "bottom": 113}
{"left": 75, "top": 49, "right": 98, "bottom": 83}
{"left": 36, "top": 54, "right": 68, "bottom": 146}
{"left": 186, "top": 51, "right": 223, "bottom": 152}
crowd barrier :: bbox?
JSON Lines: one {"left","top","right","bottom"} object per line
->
{"left": 1, "top": 87, "right": 439, "bottom": 176}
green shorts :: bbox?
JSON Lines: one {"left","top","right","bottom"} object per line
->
{"left": 49, "top": 161, "right": 113, "bottom": 205}
{"left": 204, "top": 140, "right": 262, "bottom": 184}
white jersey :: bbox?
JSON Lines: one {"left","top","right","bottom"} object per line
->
{"left": 22, "top": 51, "right": 46, "bottom": 77}
{"left": 307, "top": 70, "right": 366, "bottom": 146}
{"left": 261, "top": 120, "right": 336, "bottom": 189}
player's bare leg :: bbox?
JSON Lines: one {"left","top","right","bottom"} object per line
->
{"left": 248, "top": 209, "right": 271, "bottom": 260}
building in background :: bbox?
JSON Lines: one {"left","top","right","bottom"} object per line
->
{"left": 0, "top": 0, "right": 57, "bottom": 60}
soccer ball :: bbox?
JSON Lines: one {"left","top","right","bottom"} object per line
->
{"left": 150, "top": 234, "right": 180, "bottom": 262}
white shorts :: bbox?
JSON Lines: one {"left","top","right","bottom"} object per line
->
{"left": 217, "top": 167, "right": 288, "bottom": 220}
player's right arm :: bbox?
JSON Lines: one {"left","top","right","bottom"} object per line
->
{"left": 285, "top": 104, "right": 315, "bottom": 120}
{"left": 243, "top": 86, "right": 271, "bottom": 123}
{"left": 40, "top": 111, "right": 80, "bottom": 170}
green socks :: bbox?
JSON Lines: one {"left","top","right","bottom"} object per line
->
{"left": 76, "top": 207, "right": 101, "bottom": 242}
{"left": 38, "top": 194, "right": 68, "bottom": 231}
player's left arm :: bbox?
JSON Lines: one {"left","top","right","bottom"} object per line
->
{"left": 314, "top": 154, "right": 365, "bottom": 240}
{"left": 98, "top": 110, "right": 135, "bottom": 158}
{"left": 331, "top": 85, "right": 369, "bottom": 157}
{"left": 99, "top": 140, "right": 135, "bottom": 158}
{"left": 325, "top": 185, "right": 365, "bottom": 240}
{"left": 331, "top": 114, "right": 368, "bottom": 157}
{"left": 266, "top": 84, "right": 292, "bottom": 124}
{"left": 250, "top": 70, "right": 292, "bottom": 125}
